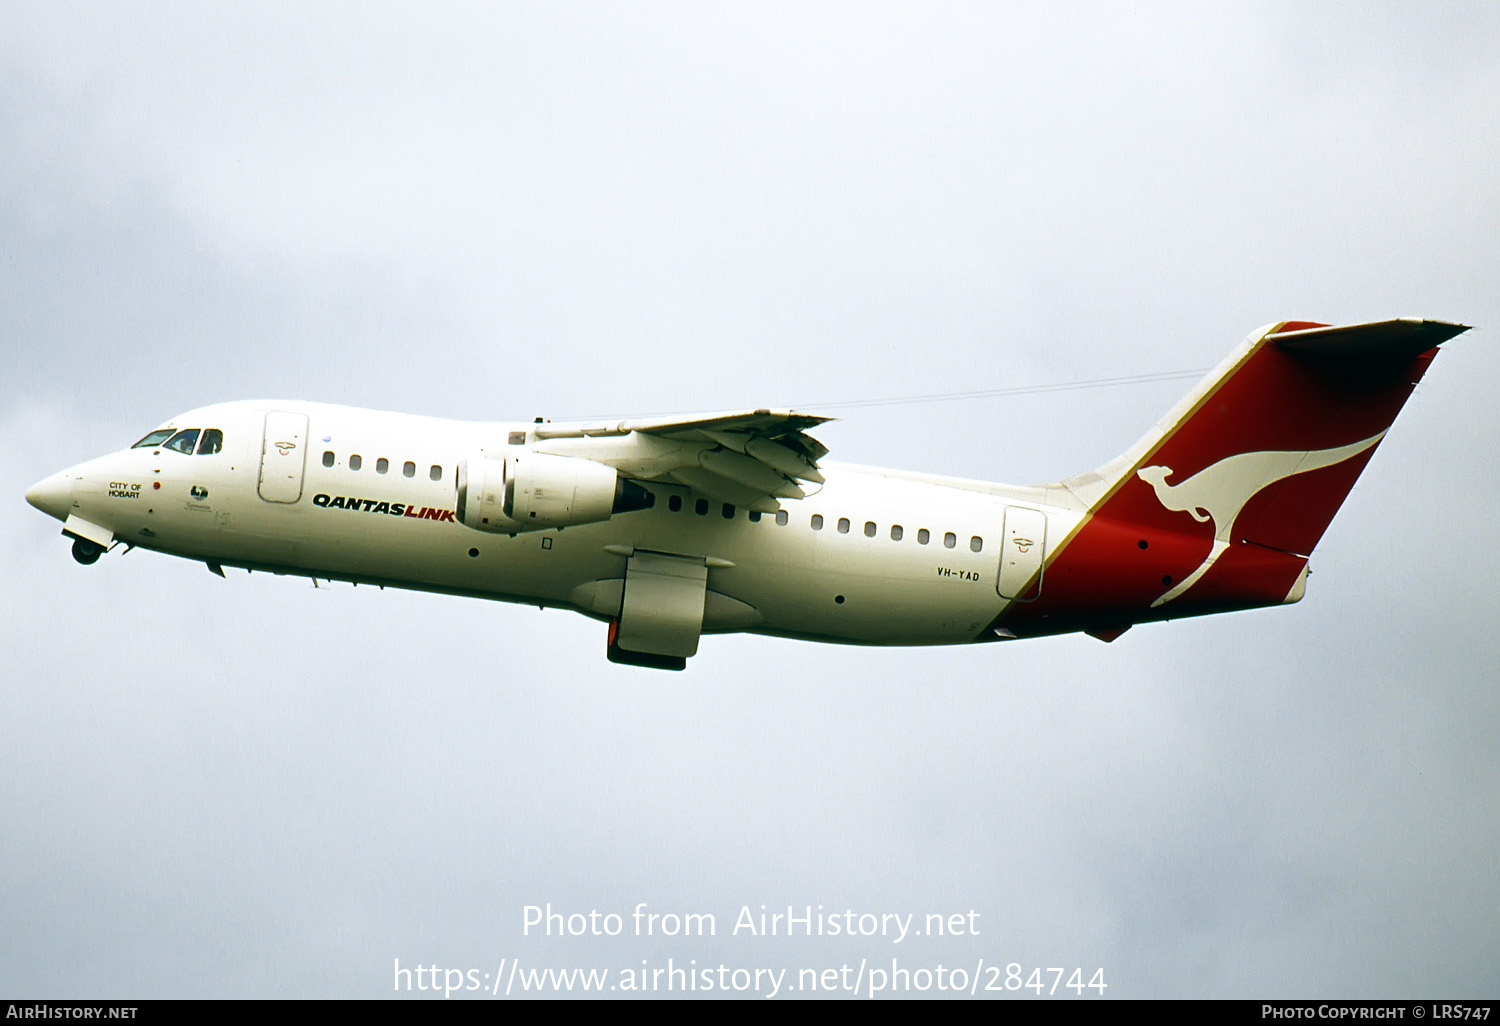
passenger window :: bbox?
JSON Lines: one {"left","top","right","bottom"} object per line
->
{"left": 197, "top": 429, "right": 223, "bottom": 455}
{"left": 322, "top": 451, "right": 335, "bottom": 468}
{"left": 864, "top": 521, "right": 876, "bottom": 538}
{"left": 350, "top": 454, "right": 363, "bottom": 471}
{"left": 164, "top": 429, "right": 199, "bottom": 455}
{"left": 970, "top": 536, "right": 983, "bottom": 553}
{"left": 837, "top": 517, "right": 850, "bottom": 534}
{"left": 695, "top": 499, "right": 708, "bottom": 516}
{"left": 669, "top": 495, "right": 683, "bottom": 513}
{"left": 430, "top": 465, "right": 442, "bottom": 481}
{"left": 918, "top": 529, "right": 930, "bottom": 545}
{"left": 722, "top": 503, "right": 735, "bottom": 519}
{"left": 403, "top": 461, "right": 416, "bottom": 478}
{"left": 132, "top": 429, "right": 175, "bottom": 449}
{"left": 749, "top": 511, "right": 762, "bottom": 523}
{"left": 776, "top": 510, "right": 788, "bottom": 526}
{"left": 891, "top": 525, "right": 903, "bottom": 541}
{"left": 944, "top": 532, "right": 957, "bottom": 549}
{"left": 811, "top": 514, "right": 824, "bottom": 530}
{"left": 376, "top": 457, "right": 389, "bottom": 474}
{"left": 644, "top": 492, "right": 657, "bottom": 508}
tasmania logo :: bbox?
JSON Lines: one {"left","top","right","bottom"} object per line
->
{"left": 312, "top": 493, "right": 456, "bottom": 522}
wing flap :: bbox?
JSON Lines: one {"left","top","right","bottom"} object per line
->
{"left": 699, "top": 449, "right": 807, "bottom": 498}
{"left": 668, "top": 468, "right": 784, "bottom": 512}
{"left": 532, "top": 408, "right": 830, "bottom": 512}
{"left": 746, "top": 437, "right": 825, "bottom": 483}
{"left": 534, "top": 408, "right": 831, "bottom": 441}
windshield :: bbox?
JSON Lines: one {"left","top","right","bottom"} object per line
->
{"left": 133, "top": 426, "right": 224, "bottom": 454}
{"left": 163, "top": 429, "right": 200, "bottom": 455}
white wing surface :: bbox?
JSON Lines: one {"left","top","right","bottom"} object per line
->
{"left": 531, "top": 409, "right": 831, "bottom": 513}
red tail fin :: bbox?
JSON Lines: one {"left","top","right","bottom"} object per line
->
{"left": 1005, "top": 318, "right": 1468, "bottom": 636}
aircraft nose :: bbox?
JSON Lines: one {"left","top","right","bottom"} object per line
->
{"left": 25, "top": 471, "right": 74, "bottom": 521}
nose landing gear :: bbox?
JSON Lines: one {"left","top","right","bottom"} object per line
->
{"left": 71, "top": 537, "right": 104, "bottom": 565}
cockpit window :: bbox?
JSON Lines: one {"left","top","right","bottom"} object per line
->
{"left": 164, "top": 429, "right": 200, "bottom": 455}
{"left": 132, "top": 429, "right": 175, "bottom": 449}
{"left": 197, "top": 429, "right": 223, "bottom": 455}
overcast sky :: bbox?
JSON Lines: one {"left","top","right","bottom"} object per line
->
{"left": 2, "top": 2, "right": 1497, "bottom": 1000}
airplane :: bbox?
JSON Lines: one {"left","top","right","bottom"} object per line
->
{"left": 25, "top": 317, "right": 1468, "bottom": 670}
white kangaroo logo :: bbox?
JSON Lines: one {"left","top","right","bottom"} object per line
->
{"left": 1136, "top": 431, "right": 1385, "bottom": 607}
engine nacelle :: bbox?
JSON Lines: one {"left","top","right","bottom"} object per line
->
{"left": 456, "top": 452, "right": 650, "bottom": 533}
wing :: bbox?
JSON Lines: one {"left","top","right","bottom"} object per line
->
{"left": 532, "top": 409, "right": 832, "bottom": 513}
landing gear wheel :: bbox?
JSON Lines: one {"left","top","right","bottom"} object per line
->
{"left": 70, "top": 537, "right": 104, "bottom": 565}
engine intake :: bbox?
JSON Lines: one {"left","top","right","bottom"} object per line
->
{"left": 457, "top": 452, "right": 650, "bottom": 533}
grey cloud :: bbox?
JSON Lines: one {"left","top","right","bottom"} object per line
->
{"left": 3, "top": 2, "right": 1497, "bottom": 998}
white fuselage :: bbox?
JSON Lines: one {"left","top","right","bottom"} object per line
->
{"left": 34, "top": 400, "right": 1082, "bottom": 648}
{"left": 30, "top": 319, "right": 1463, "bottom": 666}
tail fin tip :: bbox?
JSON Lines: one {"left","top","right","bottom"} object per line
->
{"left": 1268, "top": 318, "right": 1470, "bottom": 362}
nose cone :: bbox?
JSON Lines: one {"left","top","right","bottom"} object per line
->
{"left": 25, "top": 471, "right": 74, "bottom": 522}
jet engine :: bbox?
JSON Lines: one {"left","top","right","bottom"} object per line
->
{"left": 456, "top": 452, "right": 650, "bottom": 532}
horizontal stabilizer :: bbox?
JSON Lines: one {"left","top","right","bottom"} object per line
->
{"left": 1268, "top": 318, "right": 1469, "bottom": 362}
{"left": 1024, "top": 316, "right": 1471, "bottom": 632}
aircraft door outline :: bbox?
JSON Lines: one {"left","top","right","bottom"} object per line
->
{"left": 258, "top": 411, "right": 309, "bottom": 503}
{"left": 997, "top": 505, "right": 1046, "bottom": 601}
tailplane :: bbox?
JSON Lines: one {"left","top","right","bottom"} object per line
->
{"left": 1005, "top": 318, "right": 1468, "bottom": 637}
